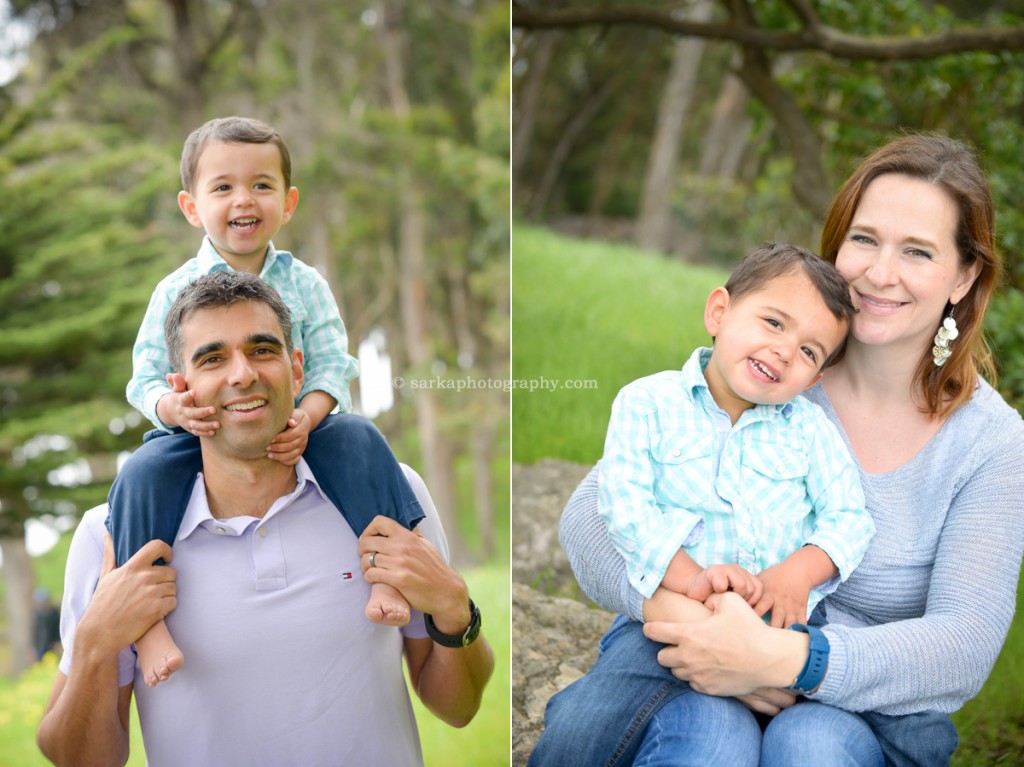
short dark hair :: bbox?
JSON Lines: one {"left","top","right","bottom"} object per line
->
{"left": 725, "top": 243, "right": 856, "bottom": 369}
{"left": 180, "top": 116, "right": 292, "bottom": 192}
{"left": 165, "top": 271, "right": 294, "bottom": 371}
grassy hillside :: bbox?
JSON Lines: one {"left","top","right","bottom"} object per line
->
{"left": 512, "top": 224, "right": 728, "bottom": 464}
{"left": 510, "top": 223, "right": 1024, "bottom": 764}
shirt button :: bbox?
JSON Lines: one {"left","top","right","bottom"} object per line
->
{"left": 216, "top": 527, "right": 226, "bottom": 534}
{"left": 671, "top": 449, "right": 681, "bottom": 458}
{"left": 258, "top": 527, "right": 268, "bottom": 538}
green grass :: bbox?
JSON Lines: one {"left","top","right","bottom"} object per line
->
{"left": 511, "top": 224, "right": 728, "bottom": 464}
{"left": 0, "top": 547, "right": 508, "bottom": 767}
{"left": 511, "top": 222, "right": 1024, "bottom": 765}
{"left": 413, "top": 562, "right": 510, "bottom": 766}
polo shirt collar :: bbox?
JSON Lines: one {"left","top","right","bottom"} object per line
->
{"left": 177, "top": 458, "right": 326, "bottom": 540}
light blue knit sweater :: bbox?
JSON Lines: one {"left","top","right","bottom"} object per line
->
{"left": 559, "top": 378, "right": 1024, "bottom": 715}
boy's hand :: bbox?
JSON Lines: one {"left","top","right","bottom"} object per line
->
{"left": 163, "top": 373, "right": 219, "bottom": 436}
{"left": 685, "top": 564, "right": 763, "bottom": 606}
{"left": 266, "top": 408, "right": 311, "bottom": 465}
{"left": 753, "top": 562, "right": 811, "bottom": 628}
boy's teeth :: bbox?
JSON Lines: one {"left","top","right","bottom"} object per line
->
{"left": 752, "top": 360, "right": 777, "bottom": 381}
{"left": 225, "top": 399, "right": 266, "bottom": 411}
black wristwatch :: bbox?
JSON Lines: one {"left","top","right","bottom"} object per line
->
{"left": 424, "top": 599, "right": 481, "bottom": 648}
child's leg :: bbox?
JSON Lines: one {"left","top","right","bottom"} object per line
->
{"left": 106, "top": 429, "right": 202, "bottom": 686}
{"left": 303, "top": 414, "right": 425, "bottom": 626}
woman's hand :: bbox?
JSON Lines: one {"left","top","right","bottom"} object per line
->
{"left": 736, "top": 687, "right": 798, "bottom": 716}
{"left": 642, "top": 591, "right": 809, "bottom": 697}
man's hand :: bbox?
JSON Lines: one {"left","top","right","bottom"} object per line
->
{"left": 161, "top": 373, "right": 219, "bottom": 436}
{"left": 358, "top": 516, "right": 470, "bottom": 632}
{"left": 359, "top": 516, "right": 493, "bottom": 727}
{"left": 78, "top": 537, "right": 177, "bottom": 657}
{"left": 266, "top": 408, "right": 312, "bottom": 465}
{"left": 685, "top": 563, "right": 763, "bottom": 607}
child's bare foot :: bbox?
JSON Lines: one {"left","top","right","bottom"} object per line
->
{"left": 136, "top": 619, "right": 184, "bottom": 687}
{"left": 366, "top": 581, "right": 411, "bottom": 627}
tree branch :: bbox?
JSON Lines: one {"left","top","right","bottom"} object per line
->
{"left": 512, "top": 3, "right": 1024, "bottom": 61}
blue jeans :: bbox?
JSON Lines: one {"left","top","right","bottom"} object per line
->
{"left": 528, "top": 615, "right": 957, "bottom": 767}
{"left": 106, "top": 413, "right": 424, "bottom": 566}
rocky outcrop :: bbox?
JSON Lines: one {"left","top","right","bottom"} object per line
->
{"left": 511, "top": 584, "right": 613, "bottom": 766}
{"left": 511, "top": 459, "right": 593, "bottom": 600}
{"left": 512, "top": 459, "right": 613, "bottom": 766}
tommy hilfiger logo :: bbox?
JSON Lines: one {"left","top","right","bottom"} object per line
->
{"left": 341, "top": 572, "right": 354, "bottom": 580}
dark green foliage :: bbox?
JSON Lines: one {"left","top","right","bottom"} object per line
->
{"left": 0, "top": 106, "right": 177, "bottom": 536}
{"left": 985, "top": 287, "right": 1024, "bottom": 411}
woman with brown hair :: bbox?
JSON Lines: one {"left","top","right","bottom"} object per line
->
{"left": 529, "top": 134, "right": 1024, "bottom": 767}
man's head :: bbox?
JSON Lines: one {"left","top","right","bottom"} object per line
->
{"left": 165, "top": 272, "right": 302, "bottom": 458}
{"left": 702, "top": 243, "right": 855, "bottom": 416}
{"left": 177, "top": 117, "right": 299, "bottom": 264}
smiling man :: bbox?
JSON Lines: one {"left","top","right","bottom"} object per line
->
{"left": 37, "top": 272, "right": 493, "bottom": 767}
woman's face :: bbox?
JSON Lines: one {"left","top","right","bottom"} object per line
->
{"left": 835, "top": 173, "right": 980, "bottom": 353}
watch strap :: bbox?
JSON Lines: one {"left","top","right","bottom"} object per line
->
{"left": 424, "top": 599, "right": 481, "bottom": 648}
{"left": 786, "top": 623, "right": 829, "bottom": 695}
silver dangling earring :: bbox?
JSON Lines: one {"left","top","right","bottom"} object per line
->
{"left": 932, "top": 306, "right": 959, "bottom": 367}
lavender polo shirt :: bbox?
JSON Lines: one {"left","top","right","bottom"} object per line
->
{"left": 59, "top": 460, "right": 448, "bottom": 767}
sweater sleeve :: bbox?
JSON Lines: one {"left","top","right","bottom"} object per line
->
{"left": 812, "top": 407, "right": 1024, "bottom": 715}
{"left": 560, "top": 465, "right": 646, "bottom": 622}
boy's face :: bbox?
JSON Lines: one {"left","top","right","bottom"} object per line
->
{"left": 178, "top": 140, "right": 299, "bottom": 265}
{"left": 180, "top": 300, "right": 303, "bottom": 461}
{"left": 702, "top": 270, "right": 848, "bottom": 418}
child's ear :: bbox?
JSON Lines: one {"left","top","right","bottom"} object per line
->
{"left": 703, "top": 287, "right": 730, "bottom": 337}
{"left": 281, "top": 187, "right": 299, "bottom": 224}
{"left": 177, "top": 191, "right": 203, "bottom": 229}
{"left": 804, "top": 371, "right": 825, "bottom": 391}
{"left": 291, "top": 349, "right": 304, "bottom": 398}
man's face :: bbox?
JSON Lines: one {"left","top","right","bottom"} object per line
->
{"left": 180, "top": 301, "right": 302, "bottom": 460}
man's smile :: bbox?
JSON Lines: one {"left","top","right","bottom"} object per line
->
{"left": 224, "top": 398, "right": 268, "bottom": 412}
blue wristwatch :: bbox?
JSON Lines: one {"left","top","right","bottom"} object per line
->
{"left": 786, "top": 624, "right": 829, "bottom": 695}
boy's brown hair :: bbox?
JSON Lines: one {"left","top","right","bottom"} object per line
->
{"left": 180, "top": 116, "right": 292, "bottom": 192}
{"left": 725, "top": 242, "right": 856, "bottom": 370}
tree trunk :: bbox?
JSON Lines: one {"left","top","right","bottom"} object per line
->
{"left": 526, "top": 76, "right": 618, "bottom": 221}
{"left": 699, "top": 66, "right": 753, "bottom": 179}
{"left": 587, "top": 66, "right": 659, "bottom": 217}
{"left": 1, "top": 534, "right": 35, "bottom": 677}
{"left": 512, "top": 30, "right": 559, "bottom": 191}
{"left": 378, "top": 0, "right": 466, "bottom": 563}
{"left": 634, "top": 0, "right": 714, "bottom": 253}
{"left": 164, "top": 0, "right": 206, "bottom": 132}
{"left": 472, "top": 413, "right": 496, "bottom": 559}
{"left": 734, "top": 40, "right": 830, "bottom": 219}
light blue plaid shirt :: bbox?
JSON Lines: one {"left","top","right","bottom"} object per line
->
{"left": 127, "top": 237, "right": 359, "bottom": 430}
{"left": 598, "top": 348, "right": 873, "bottom": 613}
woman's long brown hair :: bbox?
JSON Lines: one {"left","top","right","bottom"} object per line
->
{"left": 819, "top": 134, "right": 1001, "bottom": 418}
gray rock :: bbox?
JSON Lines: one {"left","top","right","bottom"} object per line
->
{"left": 511, "top": 459, "right": 593, "bottom": 599}
{"left": 511, "top": 459, "right": 613, "bottom": 765}
{"left": 511, "top": 583, "right": 613, "bottom": 767}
